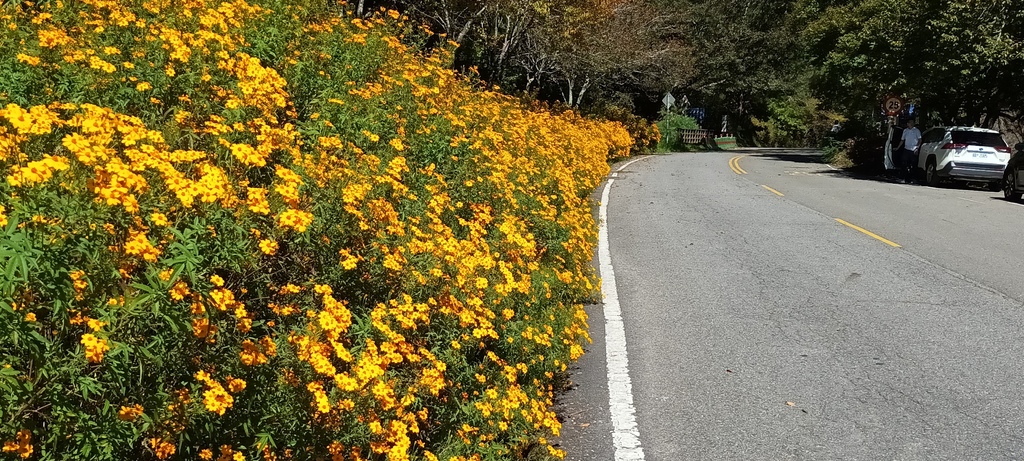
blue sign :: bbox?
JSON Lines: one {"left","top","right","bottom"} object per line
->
{"left": 687, "top": 108, "right": 706, "bottom": 125}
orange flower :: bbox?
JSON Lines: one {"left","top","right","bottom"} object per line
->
{"left": 226, "top": 376, "right": 246, "bottom": 393}
{"left": 1, "top": 430, "right": 32, "bottom": 459}
{"left": 118, "top": 404, "right": 144, "bottom": 422}
{"left": 239, "top": 339, "right": 268, "bottom": 366}
{"left": 150, "top": 438, "right": 176, "bottom": 459}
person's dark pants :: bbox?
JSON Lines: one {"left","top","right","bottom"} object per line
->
{"left": 899, "top": 148, "right": 918, "bottom": 181}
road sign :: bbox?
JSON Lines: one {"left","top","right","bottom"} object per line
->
{"left": 662, "top": 93, "right": 676, "bottom": 109}
{"left": 882, "top": 94, "right": 905, "bottom": 116}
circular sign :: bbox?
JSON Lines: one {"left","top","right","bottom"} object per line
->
{"left": 882, "top": 95, "right": 905, "bottom": 116}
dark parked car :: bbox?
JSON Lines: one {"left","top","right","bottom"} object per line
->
{"left": 1003, "top": 142, "right": 1024, "bottom": 201}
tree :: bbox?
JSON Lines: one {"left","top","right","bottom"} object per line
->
{"left": 799, "top": 0, "right": 1024, "bottom": 128}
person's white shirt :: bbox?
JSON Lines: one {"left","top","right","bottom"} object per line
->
{"left": 901, "top": 127, "right": 922, "bottom": 151}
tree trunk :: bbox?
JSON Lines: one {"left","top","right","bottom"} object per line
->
{"left": 576, "top": 78, "right": 592, "bottom": 106}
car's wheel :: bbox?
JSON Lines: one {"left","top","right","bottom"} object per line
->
{"left": 1004, "top": 170, "right": 1022, "bottom": 201}
{"left": 924, "top": 159, "right": 939, "bottom": 187}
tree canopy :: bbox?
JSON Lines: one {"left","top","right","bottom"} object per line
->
{"left": 361, "top": 0, "right": 1024, "bottom": 145}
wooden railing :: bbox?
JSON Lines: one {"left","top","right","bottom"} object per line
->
{"left": 679, "top": 129, "right": 713, "bottom": 145}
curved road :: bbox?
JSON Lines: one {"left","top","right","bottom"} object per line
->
{"left": 559, "top": 149, "right": 1024, "bottom": 460}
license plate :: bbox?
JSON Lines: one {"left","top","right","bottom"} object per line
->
{"left": 972, "top": 151, "right": 990, "bottom": 158}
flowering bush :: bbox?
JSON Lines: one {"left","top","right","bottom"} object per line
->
{"left": 587, "top": 105, "right": 660, "bottom": 155}
{"left": 0, "top": 0, "right": 633, "bottom": 460}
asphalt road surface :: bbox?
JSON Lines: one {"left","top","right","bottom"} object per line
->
{"left": 558, "top": 148, "right": 1024, "bottom": 460}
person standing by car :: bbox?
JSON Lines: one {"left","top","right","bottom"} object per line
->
{"left": 896, "top": 119, "right": 922, "bottom": 183}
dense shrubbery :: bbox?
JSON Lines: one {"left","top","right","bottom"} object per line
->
{"left": 751, "top": 93, "right": 846, "bottom": 148}
{"left": 0, "top": 0, "right": 632, "bottom": 460}
{"left": 655, "top": 113, "right": 699, "bottom": 152}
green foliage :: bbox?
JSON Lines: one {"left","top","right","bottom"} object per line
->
{"left": 751, "top": 90, "right": 846, "bottom": 147}
{"left": 799, "top": 0, "right": 1024, "bottom": 127}
{"left": 821, "top": 138, "right": 854, "bottom": 168}
{"left": 655, "top": 112, "right": 700, "bottom": 152}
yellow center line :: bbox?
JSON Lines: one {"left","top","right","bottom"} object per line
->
{"left": 729, "top": 155, "right": 748, "bottom": 175}
{"left": 735, "top": 155, "right": 748, "bottom": 174}
{"left": 835, "top": 219, "right": 902, "bottom": 248}
{"left": 761, "top": 185, "right": 784, "bottom": 196}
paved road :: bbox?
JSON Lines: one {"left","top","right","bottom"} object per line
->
{"left": 558, "top": 149, "right": 1024, "bottom": 460}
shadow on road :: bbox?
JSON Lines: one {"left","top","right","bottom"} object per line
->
{"left": 747, "top": 148, "right": 1005, "bottom": 193}
{"left": 990, "top": 196, "right": 1024, "bottom": 207}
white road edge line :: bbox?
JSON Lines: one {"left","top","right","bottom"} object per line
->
{"left": 599, "top": 156, "right": 648, "bottom": 461}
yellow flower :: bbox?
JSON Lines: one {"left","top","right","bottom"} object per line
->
{"left": 210, "top": 274, "right": 225, "bottom": 287}
{"left": 169, "top": 281, "right": 190, "bottom": 301}
{"left": 246, "top": 188, "right": 270, "bottom": 215}
{"left": 88, "top": 56, "right": 116, "bottom": 73}
{"left": 229, "top": 143, "right": 267, "bottom": 167}
{"left": 118, "top": 404, "right": 144, "bottom": 422}
{"left": 192, "top": 317, "right": 215, "bottom": 338}
{"left": 80, "top": 333, "right": 110, "bottom": 363}
{"left": 307, "top": 381, "right": 331, "bottom": 413}
{"left": 258, "top": 239, "right": 278, "bottom": 255}
{"left": 361, "top": 130, "right": 380, "bottom": 142}
{"left": 339, "top": 249, "right": 358, "bottom": 270}
{"left": 16, "top": 53, "right": 40, "bottom": 66}
{"left": 202, "top": 381, "right": 233, "bottom": 415}
{"left": 136, "top": 81, "right": 153, "bottom": 91}
{"left": 0, "top": 205, "right": 7, "bottom": 227}
{"left": 158, "top": 268, "right": 173, "bottom": 281}
{"left": 276, "top": 209, "right": 314, "bottom": 233}
{"left": 389, "top": 138, "right": 406, "bottom": 151}
{"left": 125, "top": 230, "right": 161, "bottom": 262}
{"left": 87, "top": 318, "right": 107, "bottom": 332}
{"left": 23, "top": 312, "right": 36, "bottom": 322}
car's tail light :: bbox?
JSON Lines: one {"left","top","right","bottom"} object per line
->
{"left": 942, "top": 143, "right": 967, "bottom": 149}
{"left": 996, "top": 146, "right": 1011, "bottom": 153}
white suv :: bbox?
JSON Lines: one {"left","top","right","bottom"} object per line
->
{"left": 916, "top": 127, "right": 1011, "bottom": 189}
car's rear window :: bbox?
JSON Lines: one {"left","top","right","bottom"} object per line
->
{"left": 951, "top": 131, "right": 1007, "bottom": 147}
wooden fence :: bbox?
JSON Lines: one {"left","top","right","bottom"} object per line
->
{"left": 679, "top": 129, "right": 713, "bottom": 145}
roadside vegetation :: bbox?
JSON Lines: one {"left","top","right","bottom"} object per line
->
{"left": 655, "top": 113, "right": 699, "bottom": 152}
{"left": 0, "top": 0, "right": 635, "bottom": 459}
